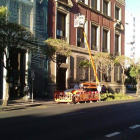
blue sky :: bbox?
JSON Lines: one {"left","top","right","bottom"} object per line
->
{"left": 125, "top": 0, "right": 140, "bottom": 15}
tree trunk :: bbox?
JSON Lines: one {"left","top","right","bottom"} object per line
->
{"left": 122, "top": 68, "right": 125, "bottom": 95}
{"left": 2, "top": 82, "right": 9, "bottom": 106}
{"left": 136, "top": 78, "right": 139, "bottom": 95}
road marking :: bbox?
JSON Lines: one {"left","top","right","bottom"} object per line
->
{"left": 105, "top": 132, "right": 121, "bottom": 138}
{"left": 61, "top": 112, "right": 85, "bottom": 116}
{"left": 129, "top": 125, "right": 140, "bottom": 129}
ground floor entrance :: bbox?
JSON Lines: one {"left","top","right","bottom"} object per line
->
{"left": 56, "top": 68, "right": 67, "bottom": 90}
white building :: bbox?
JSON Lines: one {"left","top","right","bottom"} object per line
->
{"left": 125, "top": 14, "right": 135, "bottom": 59}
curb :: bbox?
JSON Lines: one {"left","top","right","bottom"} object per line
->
{"left": 0, "top": 101, "right": 55, "bottom": 112}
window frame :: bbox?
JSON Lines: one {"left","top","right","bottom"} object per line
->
{"left": 115, "top": 4, "right": 122, "bottom": 21}
{"left": 114, "top": 32, "right": 121, "bottom": 55}
{"left": 102, "top": 27, "right": 110, "bottom": 53}
{"left": 102, "top": 0, "right": 111, "bottom": 17}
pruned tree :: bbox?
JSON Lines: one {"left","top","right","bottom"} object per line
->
{"left": 0, "top": 6, "right": 36, "bottom": 106}
{"left": 93, "top": 52, "right": 114, "bottom": 82}
{"left": 43, "top": 38, "right": 71, "bottom": 68}
{"left": 78, "top": 59, "right": 91, "bottom": 81}
{"left": 115, "top": 55, "right": 131, "bottom": 95}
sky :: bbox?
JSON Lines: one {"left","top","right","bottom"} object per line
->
{"left": 125, "top": 0, "right": 140, "bottom": 60}
{"left": 125, "top": 0, "right": 140, "bottom": 16}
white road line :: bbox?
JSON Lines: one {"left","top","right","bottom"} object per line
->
{"left": 105, "top": 132, "right": 121, "bottom": 138}
{"left": 129, "top": 125, "right": 140, "bottom": 129}
{"left": 61, "top": 112, "right": 85, "bottom": 116}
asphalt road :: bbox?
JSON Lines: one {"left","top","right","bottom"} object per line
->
{"left": 1, "top": 99, "right": 140, "bottom": 140}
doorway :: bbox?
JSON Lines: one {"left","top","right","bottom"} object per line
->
{"left": 56, "top": 68, "right": 67, "bottom": 90}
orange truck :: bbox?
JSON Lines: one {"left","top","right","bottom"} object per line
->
{"left": 54, "top": 83, "right": 99, "bottom": 104}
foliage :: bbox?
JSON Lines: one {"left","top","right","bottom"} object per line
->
{"left": 44, "top": 38, "right": 71, "bottom": 58}
{"left": 93, "top": 52, "right": 114, "bottom": 81}
{"left": 115, "top": 55, "right": 131, "bottom": 68}
{"left": 125, "top": 66, "right": 137, "bottom": 85}
{"left": 101, "top": 93, "right": 135, "bottom": 101}
{"left": 130, "top": 66, "right": 140, "bottom": 80}
{"left": 115, "top": 55, "right": 131, "bottom": 95}
{"left": 0, "top": 6, "right": 36, "bottom": 82}
{"left": 78, "top": 59, "right": 91, "bottom": 68}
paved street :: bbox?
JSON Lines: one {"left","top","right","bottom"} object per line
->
{"left": 1, "top": 99, "right": 140, "bottom": 140}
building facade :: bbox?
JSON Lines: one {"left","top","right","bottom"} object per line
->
{"left": 48, "top": 0, "right": 125, "bottom": 94}
{"left": 0, "top": 0, "right": 48, "bottom": 99}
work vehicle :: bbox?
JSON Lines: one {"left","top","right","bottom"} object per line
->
{"left": 54, "top": 83, "right": 99, "bottom": 104}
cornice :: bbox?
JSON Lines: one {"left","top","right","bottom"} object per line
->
{"left": 115, "top": 0, "right": 126, "bottom": 6}
{"left": 77, "top": 1, "right": 90, "bottom": 8}
{"left": 70, "top": 45, "right": 98, "bottom": 55}
{"left": 57, "top": 0, "right": 73, "bottom": 8}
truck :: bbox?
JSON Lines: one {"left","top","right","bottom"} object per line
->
{"left": 54, "top": 82, "right": 99, "bottom": 104}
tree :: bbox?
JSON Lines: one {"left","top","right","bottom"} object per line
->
{"left": 43, "top": 38, "right": 71, "bottom": 68}
{"left": 78, "top": 59, "right": 91, "bottom": 81}
{"left": 79, "top": 53, "right": 114, "bottom": 83}
{"left": 0, "top": 6, "right": 36, "bottom": 106}
{"left": 115, "top": 55, "right": 131, "bottom": 95}
{"left": 129, "top": 59, "right": 140, "bottom": 95}
{"left": 93, "top": 52, "right": 114, "bottom": 82}
{"left": 125, "top": 66, "right": 136, "bottom": 87}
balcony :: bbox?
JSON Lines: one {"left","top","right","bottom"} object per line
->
{"left": 91, "top": 45, "right": 97, "bottom": 51}
{"left": 77, "top": 41, "right": 85, "bottom": 48}
{"left": 58, "top": 0, "right": 68, "bottom": 4}
{"left": 57, "top": 35, "right": 67, "bottom": 41}
{"left": 102, "top": 48, "right": 108, "bottom": 52}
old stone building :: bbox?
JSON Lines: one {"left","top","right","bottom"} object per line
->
{"left": 48, "top": 0, "right": 125, "bottom": 94}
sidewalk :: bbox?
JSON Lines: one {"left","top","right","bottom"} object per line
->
{"left": 0, "top": 98, "right": 55, "bottom": 112}
{"left": 0, "top": 90, "right": 139, "bottom": 112}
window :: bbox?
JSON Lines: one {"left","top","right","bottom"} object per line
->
{"left": 103, "top": 30, "right": 108, "bottom": 52}
{"left": 115, "top": 7, "right": 119, "bottom": 20}
{"left": 91, "top": 25, "right": 97, "bottom": 50}
{"left": 57, "top": 12, "right": 66, "bottom": 39}
{"left": 115, "top": 34, "right": 119, "bottom": 55}
{"left": 77, "top": 28, "right": 85, "bottom": 48}
{"left": 77, "top": 57, "right": 88, "bottom": 81}
{"left": 103, "top": 1, "right": 108, "bottom": 15}
{"left": 91, "top": 0, "right": 97, "bottom": 9}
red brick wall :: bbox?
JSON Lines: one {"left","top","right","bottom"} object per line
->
{"left": 48, "top": 0, "right": 125, "bottom": 55}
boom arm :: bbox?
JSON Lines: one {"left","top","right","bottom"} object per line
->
{"left": 83, "top": 31, "right": 99, "bottom": 84}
